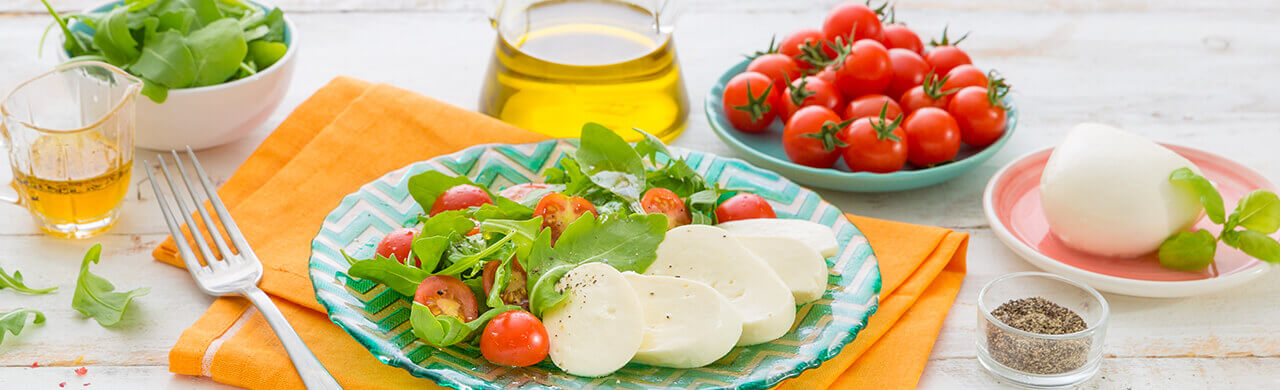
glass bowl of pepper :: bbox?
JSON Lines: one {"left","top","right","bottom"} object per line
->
{"left": 976, "top": 272, "right": 1110, "bottom": 388}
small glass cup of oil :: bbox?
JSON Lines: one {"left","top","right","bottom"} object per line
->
{"left": 481, "top": 0, "right": 688, "bottom": 142}
{"left": 1, "top": 61, "right": 140, "bottom": 239}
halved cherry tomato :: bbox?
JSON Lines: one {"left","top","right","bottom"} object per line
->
{"left": 482, "top": 259, "right": 530, "bottom": 311}
{"left": 375, "top": 227, "right": 419, "bottom": 267}
{"left": 781, "top": 76, "right": 844, "bottom": 121}
{"left": 940, "top": 64, "right": 988, "bottom": 93}
{"left": 899, "top": 71, "right": 957, "bottom": 114}
{"left": 839, "top": 107, "right": 909, "bottom": 173}
{"left": 783, "top": 106, "right": 849, "bottom": 168}
{"left": 414, "top": 275, "right": 479, "bottom": 322}
{"left": 886, "top": 48, "right": 929, "bottom": 99}
{"left": 641, "top": 188, "right": 691, "bottom": 230}
{"left": 948, "top": 86, "right": 1009, "bottom": 147}
{"left": 925, "top": 28, "right": 972, "bottom": 76}
{"left": 833, "top": 39, "right": 892, "bottom": 98}
{"left": 534, "top": 193, "right": 597, "bottom": 241}
{"left": 844, "top": 94, "right": 903, "bottom": 122}
{"left": 722, "top": 72, "right": 780, "bottom": 133}
{"left": 430, "top": 185, "right": 493, "bottom": 216}
{"left": 498, "top": 183, "right": 550, "bottom": 203}
{"left": 883, "top": 24, "right": 923, "bottom": 55}
{"left": 746, "top": 53, "right": 802, "bottom": 94}
{"left": 822, "top": 3, "right": 885, "bottom": 47}
{"left": 715, "top": 193, "right": 777, "bottom": 223}
{"left": 902, "top": 107, "right": 962, "bottom": 166}
{"left": 779, "top": 28, "right": 834, "bottom": 70}
{"left": 480, "top": 311, "right": 549, "bottom": 367}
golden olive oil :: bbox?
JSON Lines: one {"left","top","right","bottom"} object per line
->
{"left": 480, "top": 0, "right": 688, "bottom": 142}
{"left": 11, "top": 134, "right": 130, "bottom": 237}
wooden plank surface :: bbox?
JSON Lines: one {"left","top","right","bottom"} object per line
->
{"left": 1, "top": 0, "right": 1277, "bottom": 387}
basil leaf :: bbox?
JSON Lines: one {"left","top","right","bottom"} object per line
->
{"left": 0, "top": 309, "right": 45, "bottom": 345}
{"left": 72, "top": 244, "right": 151, "bottom": 327}
{"left": 1229, "top": 190, "right": 1280, "bottom": 234}
{"left": 0, "top": 263, "right": 57, "bottom": 295}
{"left": 1226, "top": 229, "right": 1280, "bottom": 264}
{"left": 410, "top": 302, "right": 519, "bottom": 347}
{"left": 1157, "top": 229, "right": 1217, "bottom": 271}
{"left": 406, "top": 171, "right": 531, "bottom": 220}
{"left": 1169, "top": 167, "right": 1225, "bottom": 224}
{"left": 346, "top": 254, "right": 431, "bottom": 297}
{"left": 522, "top": 213, "right": 668, "bottom": 316}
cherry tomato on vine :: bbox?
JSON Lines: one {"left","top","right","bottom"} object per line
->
{"left": 815, "top": 65, "right": 838, "bottom": 85}
{"left": 534, "top": 193, "right": 597, "bottom": 241}
{"left": 722, "top": 72, "right": 779, "bottom": 132}
{"left": 925, "top": 27, "right": 972, "bottom": 76}
{"left": 715, "top": 193, "right": 777, "bottom": 222}
{"left": 375, "top": 227, "right": 419, "bottom": 267}
{"left": 822, "top": 3, "right": 885, "bottom": 48}
{"left": 480, "top": 311, "right": 549, "bottom": 367}
{"left": 779, "top": 28, "right": 833, "bottom": 70}
{"left": 948, "top": 83, "right": 1010, "bottom": 147}
{"left": 940, "top": 64, "right": 988, "bottom": 93}
{"left": 746, "top": 53, "right": 802, "bottom": 93}
{"left": 838, "top": 105, "right": 909, "bottom": 173}
{"left": 482, "top": 259, "right": 530, "bottom": 311}
{"left": 902, "top": 107, "right": 962, "bottom": 167}
{"left": 844, "top": 94, "right": 903, "bottom": 122}
{"left": 414, "top": 275, "right": 480, "bottom": 322}
{"left": 781, "top": 76, "right": 844, "bottom": 121}
{"left": 833, "top": 39, "right": 893, "bottom": 98}
{"left": 430, "top": 185, "right": 493, "bottom": 216}
{"left": 886, "top": 48, "right": 930, "bottom": 98}
{"left": 641, "top": 188, "right": 691, "bottom": 230}
{"left": 783, "top": 106, "right": 851, "bottom": 168}
{"left": 498, "top": 183, "right": 550, "bottom": 204}
{"left": 883, "top": 24, "right": 924, "bottom": 55}
{"left": 899, "top": 71, "right": 958, "bottom": 113}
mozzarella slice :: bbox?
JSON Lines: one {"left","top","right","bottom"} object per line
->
{"left": 622, "top": 272, "right": 742, "bottom": 368}
{"left": 647, "top": 225, "right": 796, "bottom": 346}
{"left": 738, "top": 236, "right": 828, "bottom": 304}
{"left": 718, "top": 219, "right": 840, "bottom": 257}
{"left": 543, "top": 262, "right": 644, "bottom": 377}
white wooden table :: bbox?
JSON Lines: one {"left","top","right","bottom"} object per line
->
{"left": 2, "top": 1, "right": 1278, "bottom": 388}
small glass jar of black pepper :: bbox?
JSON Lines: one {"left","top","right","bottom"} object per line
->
{"left": 976, "top": 272, "right": 1109, "bottom": 388}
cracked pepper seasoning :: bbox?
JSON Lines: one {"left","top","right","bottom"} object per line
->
{"left": 986, "top": 297, "right": 1090, "bottom": 374}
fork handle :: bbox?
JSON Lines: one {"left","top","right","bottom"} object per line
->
{"left": 241, "top": 287, "right": 344, "bottom": 390}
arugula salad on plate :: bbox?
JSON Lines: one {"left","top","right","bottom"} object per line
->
{"left": 341, "top": 124, "right": 838, "bottom": 377}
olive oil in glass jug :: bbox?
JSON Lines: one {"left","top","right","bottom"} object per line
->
{"left": 481, "top": 0, "right": 687, "bottom": 142}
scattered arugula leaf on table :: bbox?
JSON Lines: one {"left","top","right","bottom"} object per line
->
{"left": 1159, "top": 168, "right": 1280, "bottom": 270}
{"left": 0, "top": 263, "right": 58, "bottom": 295}
{"left": 72, "top": 244, "right": 151, "bottom": 327}
{"left": 0, "top": 309, "right": 45, "bottom": 346}
{"left": 522, "top": 212, "right": 667, "bottom": 316}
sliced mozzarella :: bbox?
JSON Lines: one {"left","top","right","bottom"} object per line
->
{"left": 622, "top": 272, "right": 743, "bottom": 368}
{"left": 738, "top": 236, "right": 828, "bottom": 304}
{"left": 717, "top": 219, "right": 840, "bottom": 257}
{"left": 543, "top": 262, "right": 644, "bottom": 377}
{"left": 647, "top": 225, "right": 796, "bottom": 346}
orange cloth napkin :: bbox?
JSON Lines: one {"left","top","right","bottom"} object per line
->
{"left": 153, "top": 77, "right": 968, "bottom": 389}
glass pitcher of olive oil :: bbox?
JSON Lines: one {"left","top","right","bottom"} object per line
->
{"left": 481, "top": 0, "right": 688, "bottom": 142}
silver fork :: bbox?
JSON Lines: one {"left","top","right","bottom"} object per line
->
{"left": 145, "top": 148, "right": 342, "bottom": 390}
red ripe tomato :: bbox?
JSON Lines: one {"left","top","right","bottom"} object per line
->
{"left": 414, "top": 275, "right": 480, "bottom": 321}
{"left": 815, "top": 65, "right": 838, "bottom": 85}
{"left": 844, "top": 94, "right": 903, "bottom": 122}
{"left": 899, "top": 72, "right": 957, "bottom": 113}
{"left": 839, "top": 113, "right": 909, "bottom": 173}
{"left": 375, "top": 227, "right": 419, "bottom": 266}
{"left": 783, "top": 106, "right": 849, "bottom": 168}
{"left": 482, "top": 259, "right": 530, "bottom": 311}
{"left": 886, "top": 48, "right": 929, "bottom": 99}
{"left": 883, "top": 24, "right": 923, "bottom": 55}
{"left": 925, "top": 28, "right": 972, "bottom": 75}
{"left": 430, "top": 185, "right": 493, "bottom": 216}
{"left": 746, "top": 53, "right": 802, "bottom": 93}
{"left": 497, "top": 183, "right": 550, "bottom": 203}
{"left": 641, "top": 188, "right": 691, "bottom": 230}
{"left": 715, "top": 193, "right": 776, "bottom": 222}
{"left": 479, "top": 311, "right": 549, "bottom": 367}
{"left": 948, "top": 86, "right": 1008, "bottom": 147}
{"left": 941, "top": 65, "right": 988, "bottom": 92}
{"left": 533, "top": 193, "right": 597, "bottom": 241}
{"left": 722, "top": 72, "right": 779, "bottom": 132}
{"left": 902, "top": 107, "right": 962, "bottom": 166}
{"left": 833, "top": 40, "right": 892, "bottom": 98}
{"left": 778, "top": 28, "right": 833, "bottom": 70}
{"left": 822, "top": 2, "right": 885, "bottom": 48}
{"left": 781, "top": 76, "right": 844, "bottom": 121}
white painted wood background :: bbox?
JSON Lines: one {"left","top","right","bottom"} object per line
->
{"left": 1, "top": 0, "right": 1278, "bottom": 388}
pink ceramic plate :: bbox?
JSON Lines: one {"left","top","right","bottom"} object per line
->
{"left": 984, "top": 145, "right": 1273, "bottom": 297}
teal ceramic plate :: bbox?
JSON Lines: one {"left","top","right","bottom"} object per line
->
{"left": 310, "top": 140, "right": 882, "bottom": 389}
{"left": 705, "top": 59, "right": 1017, "bottom": 192}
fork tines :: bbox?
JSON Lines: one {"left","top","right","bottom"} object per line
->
{"left": 144, "top": 147, "right": 256, "bottom": 273}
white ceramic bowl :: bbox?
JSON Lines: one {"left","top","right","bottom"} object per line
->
{"left": 64, "top": 2, "right": 298, "bottom": 151}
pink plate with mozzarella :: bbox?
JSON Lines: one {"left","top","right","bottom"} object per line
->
{"left": 984, "top": 144, "right": 1273, "bottom": 297}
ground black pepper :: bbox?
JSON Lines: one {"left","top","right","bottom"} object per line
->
{"left": 986, "top": 297, "right": 1090, "bottom": 375}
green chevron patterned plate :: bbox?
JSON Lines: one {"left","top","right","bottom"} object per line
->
{"left": 309, "top": 140, "right": 882, "bottom": 389}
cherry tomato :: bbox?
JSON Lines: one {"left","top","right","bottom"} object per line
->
{"left": 715, "top": 193, "right": 777, "bottom": 223}
{"left": 375, "top": 227, "right": 419, "bottom": 267}
{"left": 781, "top": 76, "right": 844, "bottom": 121}
{"left": 886, "top": 48, "right": 929, "bottom": 99}
{"left": 747, "top": 53, "right": 802, "bottom": 93}
{"left": 482, "top": 259, "right": 530, "bottom": 311}
{"left": 414, "top": 275, "right": 479, "bottom": 322}
{"left": 940, "top": 65, "right": 988, "bottom": 93}
{"left": 902, "top": 107, "right": 962, "bottom": 166}
{"left": 948, "top": 86, "right": 1008, "bottom": 147}
{"left": 641, "top": 188, "right": 691, "bottom": 230}
{"left": 815, "top": 65, "right": 838, "bottom": 85}
{"left": 779, "top": 28, "right": 834, "bottom": 70}
{"left": 822, "top": 3, "right": 885, "bottom": 48}
{"left": 498, "top": 183, "right": 550, "bottom": 203}
{"left": 480, "top": 311, "right": 549, "bottom": 367}
{"left": 533, "top": 193, "right": 597, "bottom": 241}
{"left": 844, "top": 94, "right": 903, "bottom": 122}
{"left": 722, "top": 72, "right": 779, "bottom": 132}
{"left": 833, "top": 40, "right": 892, "bottom": 98}
{"left": 839, "top": 107, "right": 909, "bottom": 173}
{"left": 430, "top": 185, "right": 493, "bottom": 216}
{"left": 925, "top": 28, "right": 972, "bottom": 76}
{"left": 783, "top": 106, "right": 849, "bottom": 168}
{"left": 899, "top": 72, "right": 957, "bottom": 113}
{"left": 883, "top": 24, "right": 924, "bottom": 55}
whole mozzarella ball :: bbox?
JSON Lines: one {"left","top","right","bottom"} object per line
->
{"left": 1039, "top": 123, "right": 1204, "bottom": 257}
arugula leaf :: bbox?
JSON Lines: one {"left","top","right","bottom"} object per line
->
{"left": 247, "top": 40, "right": 286, "bottom": 67}
{"left": 483, "top": 256, "right": 515, "bottom": 309}
{"left": 573, "top": 123, "right": 646, "bottom": 212}
{"left": 522, "top": 212, "right": 667, "bottom": 316}
{"left": 406, "top": 171, "right": 532, "bottom": 221}
{"left": 345, "top": 253, "right": 431, "bottom": 297}
{"left": 1170, "top": 167, "right": 1225, "bottom": 224}
{"left": 0, "top": 263, "right": 57, "bottom": 295}
{"left": 185, "top": 18, "right": 247, "bottom": 87}
{"left": 435, "top": 234, "right": 516, "bottom": 277}
{"left": 129, "top": 29, "right": 197, "bottom": 93}
{"left": 186, "top": 0, "right": 224, "bottom": 29}
{"left": 0, "top": 309, "right": 45, "bottom": 345}
{"left": 1228, "top": 190, "right": 1280, "bottom": 234}
{"left": 478, "top": 217, "right": 544, "bottom": 260}
{"left": 687, "top": 188, "right": 723, "bottom": 225}
{"left": 410, "top": 303, "right": 519, "bottom": 347}
{"left": 411, "top": 211, "right": 475, "bottom": 272}
{"left": 72, "top": 244, "right": 151, "bottom": 327}
{"left": 40, "top": 0, "right": 91, "bottom": 56}
{"left": 1225, "top": 230, "right": 1280, "bottom": 264}
{"left": 1157, "top": 229, "right": 1217, "bottom": 271}
{"left": 93, "top": 6, "right": 142, "bottom": 64}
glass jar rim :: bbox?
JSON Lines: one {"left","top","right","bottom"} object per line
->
{"left": 978, "top": 271, "right": 1110, "bottom": 340}
{"left": 1, "top": 61, "right": 141, "bottom": 135}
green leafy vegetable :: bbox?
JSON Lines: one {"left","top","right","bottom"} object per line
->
{"left": 185, "top": 18, "right": 247, "bottom": 86}
{"left": 72, "top": 244, "right": 150, "bottom": 327}
{"left": 1157, "top": 230, "right": 1216, "bottom": 271}
{"left": 1225, "top": 230, "right": 1280, "bottom": 263}
{"left": 0, "top": 263, "right": 57, "bottom": 294}
{"left": 406, "top": 171, "right": 532, "bottom": 221}
{"left": 1160, "top": 169, "right": 1280, "bottom": 271}
{"left": 572, "top": 123, "right": 647, "bottom": 212}
{"left": 478, "top": 217, "right": 544, "bottom": 260}
{"left": 1169, "top": 167, "right": 1225, "bottom": 224}
{"left": 0, "top": 309, "right": 45, "bottom": 345}
{"left": 410, "top": 302, "right": 519, "bottom": 347}
{"left": 345, "top": 253, "right": 431, "bottom": 297}
{"left": 522, "top": 212, "right": 667, "bottom": 316}
{"left": 1228, "top": 190, "right": 1280, "bottom": 234}
{"left": 411, "top": 211, "right": 476, "bottom": 272}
